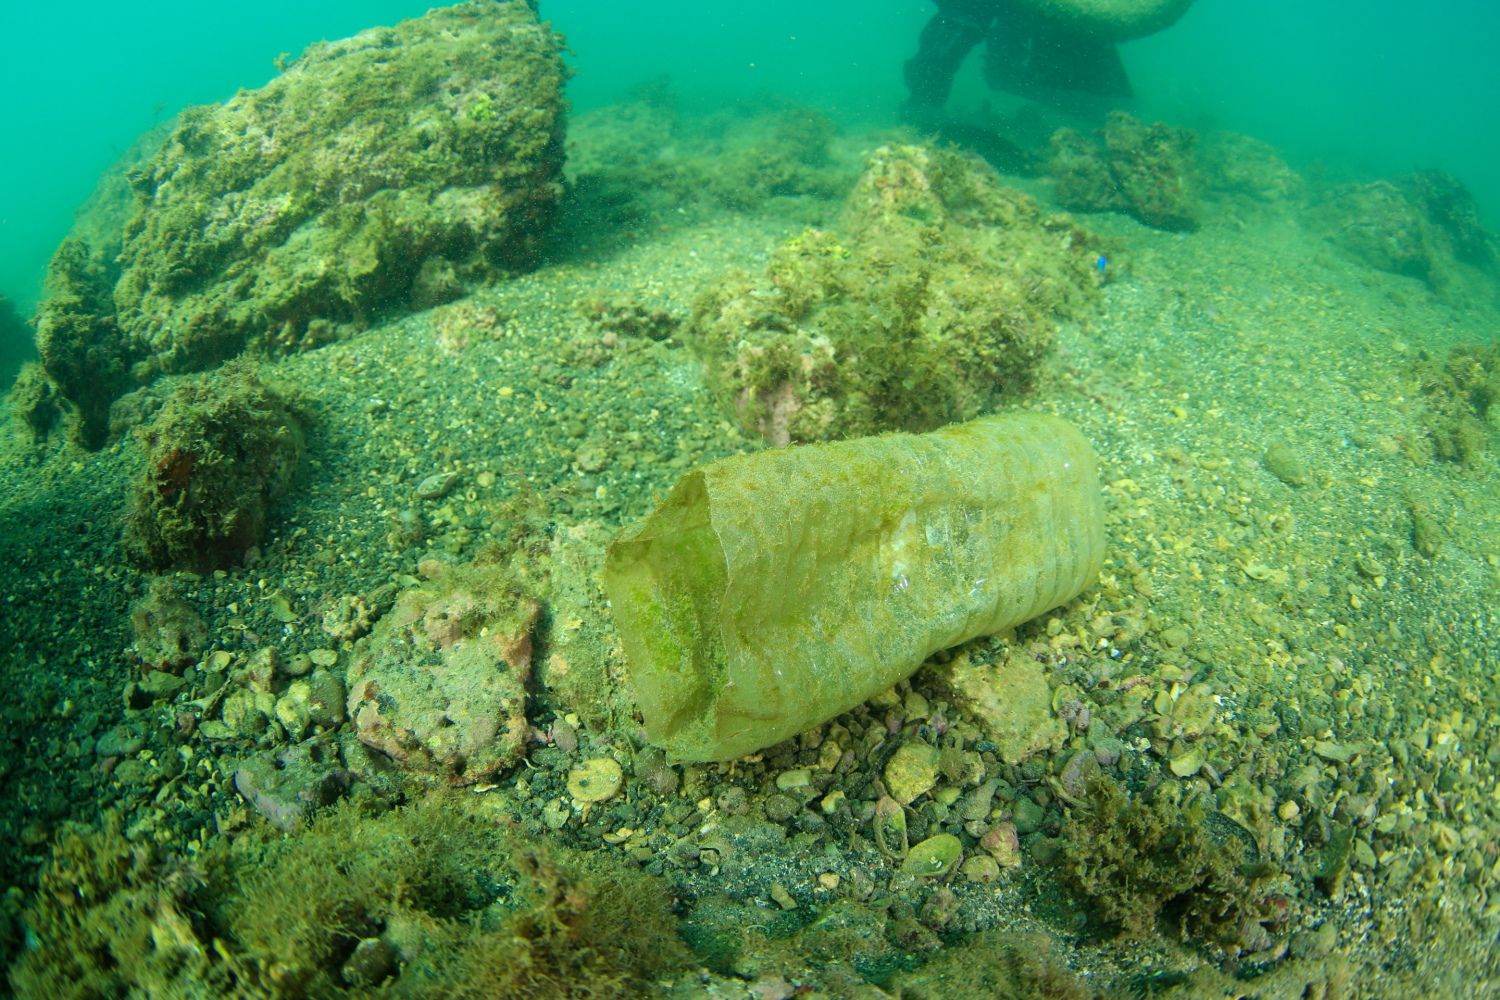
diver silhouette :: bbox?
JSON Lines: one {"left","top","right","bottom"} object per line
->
{"left": 903, "top": 0, "right": 1194, "bottom": 121}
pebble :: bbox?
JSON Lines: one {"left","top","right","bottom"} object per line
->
{"left": 958, "top": 779, "right": 1000, "bottom": 822}
{"left": 899, "top": 833, "right": 962, "bottom": 880}
{"left": 764, "top": 794, "right": 799, "bottom": 822}
{"left": 95, "top": 725, "right": 145, "bottom": 758}
{"left": 342, "top": 937, "right": 395, "bottom": 988}
{"left": 112, "top": 759, "right": 155, "bottom": 786}
{"left": 776, "top": 768, "right": 812, "bottom": 791}
{"left": 415, "top": 471, "right": 459, "bottom": 500}
{"left": 142, "top": 670, "right": 187, "bottom": 700}
{"left": 542, "top": 799, "right": 571, "bottom": 829}
{"left": 980, "top": 822, "right": 1021, "bottom": 868}
{"left": 961, "top": 855, "right": 1001, "bottom": 883}
{"left": 567, "top": 757, "right": 623, "bottom": 803}
{"left": 1011, "top": 795, "right": 1046, "bottom": 835}
{"left": 1263, "top": 440, "right": 1308, "bottom": 486}
{"left": 884, "top": 742, "right": 940, "bottom": 805}
{"left": 1169, "top": 746, "right": 1206, "bottom": 777}
{"left": 1313, "top": 741, "right": 1355, "bottom": 764}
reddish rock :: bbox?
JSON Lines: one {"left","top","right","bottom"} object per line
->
{"left": 346, "top": 565, "right": 538, "bottom": 786}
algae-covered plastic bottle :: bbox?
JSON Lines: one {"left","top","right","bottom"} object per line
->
{"left": 604, "top": 411, "right": 1106, "bottom": 762}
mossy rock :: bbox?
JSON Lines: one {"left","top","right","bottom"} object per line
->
{"left": 1050, "top": 112, "right": 1200, "bottom": 232}
{"left": 689, "top": 143, "right": 1101, "bottom": 445}
{"left": 36, "top": 0, "right": 569, "bottom": 448}
{"left": 122, "top": 359, "right": 304, "bottom": 571}
{"left": 1308, "top": 170, "right": 1499, "bottom": 295}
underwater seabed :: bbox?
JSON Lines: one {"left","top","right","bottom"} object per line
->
{"left": 4, "top": 92, "right": 1500, "bottom": 1000}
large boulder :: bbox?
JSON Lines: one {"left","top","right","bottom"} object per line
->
{"left": 1310, "top": 171, "right": 1497, "bottom": 292}
{"left": 687, "top": 143, "right": 1100, "bottom": 446}
{"left": 1050, "top": 112, "right": 1200, "bottom": 232}
{"left": 35, "top": 0, "right": 568, "bottom": 448}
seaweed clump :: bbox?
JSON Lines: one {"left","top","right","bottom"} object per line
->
{"left": 1050, "top": 111, "right": 1200, "bottom": 232}
{"left": 10, "top": 798, "right": 691, "bottom": 1000}
{"left": 888, "top": 930, "right": 1093, "bottom": 1000}
{"left": 122, "top": 359, "right": 304, "bottom": 572}
{"left": 1416, "top": 343, "right": 1500, "bottom": 468}
{"left": 1061, "top": 778, "right": 1293, "bottom": 958}
{"left": 35, "top": 0, "right": 569, "bottom": 448}
{"left": 9, "top": 813, "right": 249, "bottom": 1000}
{"left": 688, "top": 142, "right": 1100, "bottom": 445}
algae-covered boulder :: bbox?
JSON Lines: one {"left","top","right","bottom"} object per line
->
{"left": 122, "top": 360, "right": 304, "bottom": 571}
{"left": 36, "top": 0, "right": 568, "bottom": 448}
{"left": 1194, "top": 131, "right": 1303, "bottom": 204}
{"left": 1050, "top": 112, "right": 1200, "bottom": 232}
{"left": 346, "top": 561, "right": 538, "bottom": 786}
{"left": 1310, "top": 171, "right": 1497, "bottom": 291}
{"left": 688, "top": 143, "right": 1100, "bottom": 445}
{"left": 1018, "top": 0, "right": 1196, "bottom": 40}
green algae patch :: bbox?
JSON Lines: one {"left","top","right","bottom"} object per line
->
{"left": 1416, "top": 342, "right": 1499, "bottom": 468}
{"left": 11, "top": 798, "right": 689, "bottom": 1000}
{"left": 36, "top": 0, "right": 568, "bottom": 448}
{"left": 604, "top": 412, "right": 1105, "bottom": 762}
{"left": 688, "top": 142, "right": 1101, "bottom": 446}
{"left": 1062, "top": 777, "right": 1294, "bottom": 951}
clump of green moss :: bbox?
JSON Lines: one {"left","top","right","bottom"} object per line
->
{"left": 1061, "top": 778, "right": 1292, "bottom": 955}
{"left": 1050, "top": 112, "right": 1200, "bottom": 232}
{"left": 9, "top": 813, "right": 236, "bottom": 1000}
{"left": 688, "top": 142, "right": 1100, "bottom": 445}
{"left": 1417, "top": 343, "right": 1499, "bottom": 468}
{"left": 11, "top": 797, "right": 691, "bottom": 1000}
{"left": 122, "top": 359, "right": 303, "bottom": 571}
{"left": 888, "top": 930, "right": 1090, "bottom": 1000}
{"left": 37, "top": 0, "right": 569, "bottom": 448}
